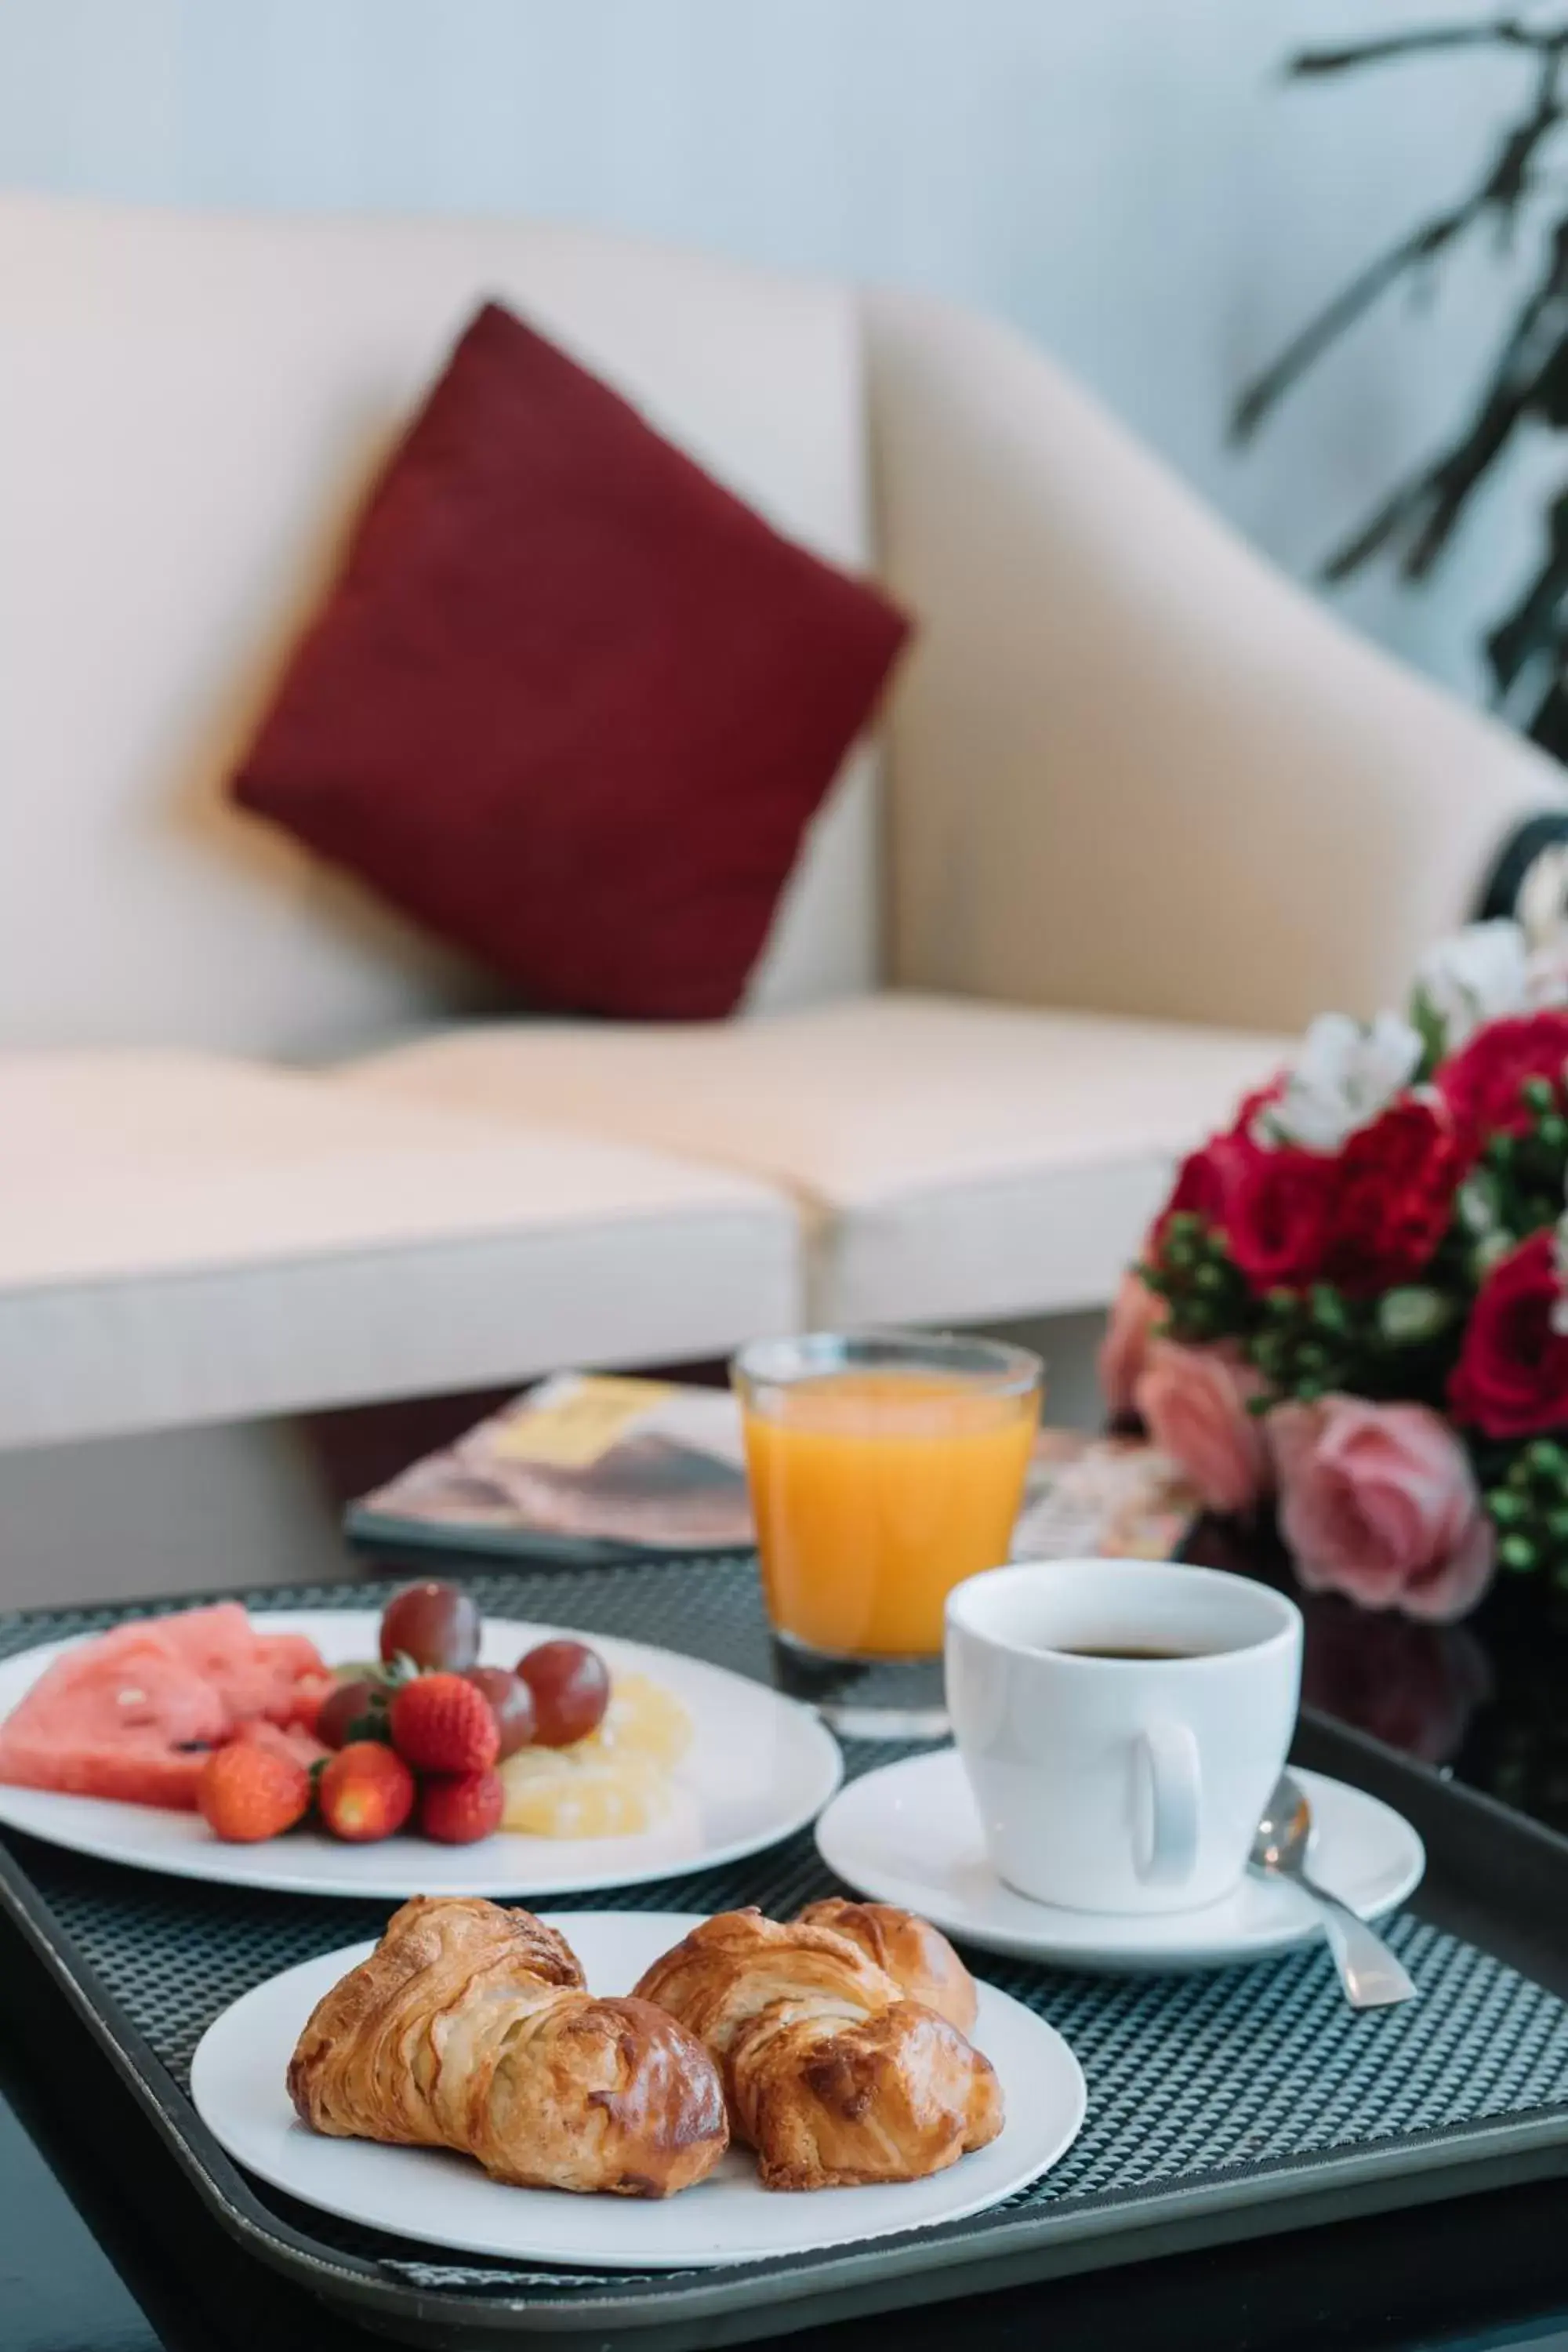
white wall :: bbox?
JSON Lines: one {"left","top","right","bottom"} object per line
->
{"left": 0, "top": 0, "right": 1552, "bottom": 711}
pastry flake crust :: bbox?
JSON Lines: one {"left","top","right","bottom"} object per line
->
{"left": 287, "top": 1896, "right": 727, "bottom": 2198}
{"left": 632, "top": 1907, "right": 1003, "bottom": 2190}
{"left": 795, "top": 1898, "right": 978, "bottom": 2033}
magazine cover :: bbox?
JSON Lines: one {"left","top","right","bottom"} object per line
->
{"left": 346, "top": 1374, "right": 1200, "bottom": 1565}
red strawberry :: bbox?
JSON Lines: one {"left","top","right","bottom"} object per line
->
{"left": 389, "top": 1673, "right": 500, "bottom": 1774}
{"left": 198, "top": 1740, "right": 310, "bottom": 1844}
{"left": 419, "top": 1767, "right": 505, "bottom": 1846}
{"left": 318, "top": 1740, "right": 415, "bottom": 1842}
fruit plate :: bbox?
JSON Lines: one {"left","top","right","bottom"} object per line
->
{"left": 0, "top": 1613, "right": 841, "bottom": 1899}
{"left": 190, "top": 1910, "right": 1087, "bottom": 2270}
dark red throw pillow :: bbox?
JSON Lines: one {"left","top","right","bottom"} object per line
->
{"left": 232, "top": 301, "right": 909, "bottom": 1017}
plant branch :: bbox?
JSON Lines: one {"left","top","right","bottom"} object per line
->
{"left": 1318, "top": 212, "right": 1568, "bottom": 580}
{"left": 1232, "top": 42, "right": 1566, "bottom": 444}
{"left": 1486, "top": 481, "right": 1568, "bottom": 691}
{"left": 1293, "top": 21, "right": 1568, "bottom": 76}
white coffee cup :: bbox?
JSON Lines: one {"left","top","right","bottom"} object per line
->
{"left": 946, "top": 1558, "right": 1302, "bottom": 1915}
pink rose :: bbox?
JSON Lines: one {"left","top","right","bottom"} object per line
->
{"left": 1271, "top": 1397, "right": 1494, "bottom": 1624}
{"left": 1099, "top": 1273, "right": 1165, "bottom": 1415}
{"left": 1134, "top": 1341, "right": 1271, "bottom": 1515}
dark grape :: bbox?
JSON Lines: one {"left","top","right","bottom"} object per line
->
{"left": 463, "top": 1666, "right": 537, "bottom": 1760}
{"left": 315, "top": 1678, "right": 383, "bottom": 1751}
{"left": 517, "top": 1639, "right": 610, "bottom": 1748}
{"left": 379, "top": 1581, "right": 481, "bottom": 1673}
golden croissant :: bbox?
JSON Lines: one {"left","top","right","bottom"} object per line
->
{"left": 287, "top": 1896, "right": 728, "bottom": 2198}
{"left": 633, "top": 1907, "right": 1003, "bottom": 2190}
{"left": 794, "top": 1899, "right": 978, "bottom": 2033}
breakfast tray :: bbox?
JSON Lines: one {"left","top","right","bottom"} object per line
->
{"left": 2, "top": 1554, "right": 1567, "bottom": 2352}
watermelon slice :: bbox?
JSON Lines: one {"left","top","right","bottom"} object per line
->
{"left": 0, "top": 1606, "right": 331, "bottom": 1811}
{"left": 232, "top": 1717, "right": 331, "bottom": 1773}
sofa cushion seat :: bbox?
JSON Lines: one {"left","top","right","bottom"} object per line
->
{"left": 345, "top": 993, "right": 1290, "bottom": 1326}
{"left": 0, "top": 1053, "right": 800, "bottom": 1447}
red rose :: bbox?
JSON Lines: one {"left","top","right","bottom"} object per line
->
{"left": 1438, "top": 1009, "right": 1568, "bottom": 1142}
{"left": 1150, "top": 1078, "right": 1286, "bottom": 1279}
{"left": 1154, "top": 1141, "right": 1230, "bottom": 1240}
{"left": 1222, "top": 1145, "right": 1336, "bottom": 1290}
{"left": 1149, "top": 1076, "right": 1460, "bottom": 1301}
{"left": 1233, "top": 1074, "right": 1288, "bottom": 1133}
{"left": 1448, "top": 1229, "right": 1568, "bottom": 1439}
{"left": 1150, "top": 1074, "right": 1286, "bottom": 1247}
{"left": 1319, "top": 1096, "right": 1465, "bottom": 1294}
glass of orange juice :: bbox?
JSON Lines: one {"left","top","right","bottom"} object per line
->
{"left": 731, "top": 1330, "right": 1043, "bottom": 1736}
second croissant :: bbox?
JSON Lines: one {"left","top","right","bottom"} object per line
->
{"left": 633, "top": 1905, "right": 1004, "bottom": 2190}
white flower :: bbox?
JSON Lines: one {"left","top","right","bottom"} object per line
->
{"left": 1412, "top": 920, "right": 1531, "bottom": 1051}
{"left": 1517, "top": 840, "right": 1568, "bottom": 951}
{"left": 1261, "top": 1011, "right": 1424, "bottom": 1154}
{"left": 1526, "top": 938, "right": 1568, "bottom": 1012}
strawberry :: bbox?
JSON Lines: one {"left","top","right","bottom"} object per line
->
{"left": 389, "top": 1673, "right": 500, "bottom": 1774}
{"left": 318, "top": 1740, "right": 416, "bottom": 1842}
{"left": 198, "top": 1740, "right": 310, "bottom": 1843}
{"left": 419, "top": 1767, "right": 505, "bottom": 1846}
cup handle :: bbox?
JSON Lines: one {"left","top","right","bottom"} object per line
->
{"left": 1138, "top": 1720, "right": 1201, "bottom": 1887}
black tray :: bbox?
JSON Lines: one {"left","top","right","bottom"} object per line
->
{"left": 2, "top": 1555, "right": 1567, "bottom": 2352}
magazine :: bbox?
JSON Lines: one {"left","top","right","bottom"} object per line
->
{"left": 346, "top": 1373, "right": 1199, "bottom": 1566}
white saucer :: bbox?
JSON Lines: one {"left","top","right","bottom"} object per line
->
{"left": 191, "top": 1910, "right": 1087, "bottom": 2270}
{"left": 815, "top": 1751, "right": 1425, "bottom": 1973}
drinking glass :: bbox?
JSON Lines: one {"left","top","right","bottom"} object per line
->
{"left": 731, "top": 1330, "right": 1044, "bottom": 1737}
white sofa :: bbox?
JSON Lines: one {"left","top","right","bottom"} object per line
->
{"left": 3, "top": 194, "right": 1562, "bottom": 1450}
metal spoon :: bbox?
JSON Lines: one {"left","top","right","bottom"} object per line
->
{"left": 1250, "top": 1771, "right": 1416, "bottom": 2009}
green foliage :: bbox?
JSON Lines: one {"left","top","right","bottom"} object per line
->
{"left": 1138, "top": 1213, "right": 1258, "bottom": 1346}
{"left": 1241, "top": 1279, "right": 1463, "bottom": 1409}
{"left": 1484, "top": 1439, "right": 1568, "bottom": 1586}
{"left": 1479, "top": 1082, "right": 1568, "bottom": 1246}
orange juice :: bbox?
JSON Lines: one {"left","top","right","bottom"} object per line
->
{"left": 740, "top": 1369, "right": 1039, "bottom": 1657}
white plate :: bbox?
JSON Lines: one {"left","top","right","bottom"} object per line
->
{"left": 0, "top": 1612, "right": 841, "bottom": 1900}
{"left": 815, "top": 1751, "right": 1425, "bottom": 1973}
{"left": 191, "top": 1908, "right": 1086, "bottom": 2270}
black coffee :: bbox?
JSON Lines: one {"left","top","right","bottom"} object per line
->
{"left": 1051, "top": 1643, "right": 1202, "bottom": 1661}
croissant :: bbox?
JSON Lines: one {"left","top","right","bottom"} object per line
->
{"left": 288, "top": 1896, "right": 728, "bottom": 2198}
{"left": 633, "top": 1908, "right": 1003, "bottom": 2190}
{"left": 795, "top": 1900, "right": 978, "bottom": 2032}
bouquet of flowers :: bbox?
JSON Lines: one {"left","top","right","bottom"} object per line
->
{"left": 1102, "top": 919, "right": 1568, "bottom": 1622}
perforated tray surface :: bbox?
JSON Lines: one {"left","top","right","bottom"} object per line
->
{"left": 2, "top": 1555, "right": 1568, "bottom": 2351}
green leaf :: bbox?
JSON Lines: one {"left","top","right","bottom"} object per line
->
{"left": 1310, "top": 1283, "right": 1350, "bottom": 1331}
{"left": 1410, "top": 988, "right": 1448, "bottom": 1080}
{"left": 1457, "top": 1174, "right": 1500, "bottom": 1236}
{"left": 1377, "top": 1287, "right": 1451, "bottom": 1345}
{"left": 1472, "top": 1231, "right": 1515, "bottom": 1280}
